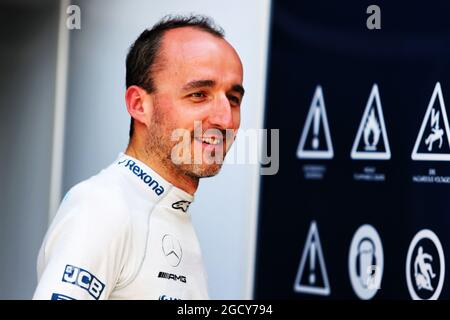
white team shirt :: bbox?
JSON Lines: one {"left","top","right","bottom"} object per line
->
{"left": 33, "top": 153, "right": 209, "bottom": 300}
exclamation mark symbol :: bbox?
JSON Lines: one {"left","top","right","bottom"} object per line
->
{"left": 312, "top": 106, "right": 320, "bottom": 149}
{"left": 309, "top": 240, "right": 316, "bottom": 285}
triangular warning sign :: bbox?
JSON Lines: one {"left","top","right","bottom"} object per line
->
{"left": 296, "top": 86, "right": 334, "bottom": 159}
{"left": 351, "top": 84, "right": 391, "bottom": 160}
{"left": 411, "top": 82, "right": 450, "bottom": 161}
{"left": 293, "top": 221, "right": 331, "bottom": 296}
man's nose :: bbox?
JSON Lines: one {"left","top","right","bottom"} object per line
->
{"left": 208, "top": 94, "right": 234, "bottom": 129}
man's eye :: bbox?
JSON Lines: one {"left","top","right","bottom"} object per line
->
{"left": 229, "top": 95, "right": 241, "bottom": 105}
{"left": 190, "top": 92, "right": 206, "bottom": 98}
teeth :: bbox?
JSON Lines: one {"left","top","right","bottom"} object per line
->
{"left": 201, "top": 137, "right": 221, "bottom": 145}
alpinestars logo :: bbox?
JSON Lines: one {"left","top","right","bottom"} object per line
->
{"left": 158, "top": 271, "right": 187, "bottom": 283}
{"left": 172, "top": 200, "right": 191, "bottom": 213}
{"left": 118, "top": 158, "right": 165, "bottom": 195}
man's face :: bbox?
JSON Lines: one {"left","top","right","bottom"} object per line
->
{"left": 145, "top": 27, "right": 244, "bottom": 178}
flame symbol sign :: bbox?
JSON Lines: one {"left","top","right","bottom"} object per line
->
{"left": 363, "top": 108, "right": 381, "bottom": 151}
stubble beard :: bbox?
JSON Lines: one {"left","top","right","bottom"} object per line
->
{"left": 144, "top": 108, "right": 228, "bottom": 181}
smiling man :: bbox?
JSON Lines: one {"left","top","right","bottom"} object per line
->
{"left": 33, "top": 15, "right": 244, "bottom": 300}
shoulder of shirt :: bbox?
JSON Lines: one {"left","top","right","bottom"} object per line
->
{"left": 56, "top": 168, "right": 133, "bottom": 234}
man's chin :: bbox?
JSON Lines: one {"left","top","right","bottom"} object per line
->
{"left": 183, "top": 163, "right": 224, "bottom": 179}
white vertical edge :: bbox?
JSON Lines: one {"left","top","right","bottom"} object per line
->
{"left": 243, "top": 0, "right": 272, "bottom": 300}
{"left": 48, "top": 0, "right": 70, "bottom": 225}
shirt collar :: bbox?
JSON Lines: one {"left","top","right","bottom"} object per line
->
{"left": 115, "top": 153, "right": 194, "bottom": 209}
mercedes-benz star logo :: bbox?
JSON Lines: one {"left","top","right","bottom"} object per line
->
{"left": 162, "top": 234, "right": 183, "bottom": 267}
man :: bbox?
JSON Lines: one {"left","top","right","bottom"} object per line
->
{"left": 33, "top": 14, "right": 244, "bottom": 300}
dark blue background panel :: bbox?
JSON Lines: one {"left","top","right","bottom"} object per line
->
{"left": 254, "top": 1, "right": 450, "bottom": 299}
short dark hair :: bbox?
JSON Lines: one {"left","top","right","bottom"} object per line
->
{"left": 126, "top": 14, "right": 225, "bottom": 139}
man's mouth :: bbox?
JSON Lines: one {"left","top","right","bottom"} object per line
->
{"left": 194, "top": 136, "right": 223, "bottom": 145}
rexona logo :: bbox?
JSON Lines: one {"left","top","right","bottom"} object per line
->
{"left": 158, "top": 271, "right": 187, "bottom": 283}
{"left": 62, "top": 265, "right": 105, "bottom": 300}
{"left": 118, "top": 159, "right": 165, "bottom": 196}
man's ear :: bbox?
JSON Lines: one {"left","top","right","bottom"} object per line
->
{"left": 125, "top": 85, "right": 153, "bottom": 127}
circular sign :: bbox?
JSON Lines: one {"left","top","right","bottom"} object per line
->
{"left": 348, "top": 224, "right": 384, "bottom": 300}
{"left": 406, "top": 229, "right": 445, "bottom": 300}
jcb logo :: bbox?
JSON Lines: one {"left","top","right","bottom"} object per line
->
{"left": 62, "top": 265, "right": 105, "bottom": 300}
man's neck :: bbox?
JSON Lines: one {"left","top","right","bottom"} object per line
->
{"left": 125, "top": 144, "right": 198, "bottom": 196}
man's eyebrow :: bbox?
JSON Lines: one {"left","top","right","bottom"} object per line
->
{"left": 182, "top": 80, "right": 216, "bottom": 91}
{"left": 182, "top": 80, "right": 245, "bottom": 97}
{"left": 231, "top": 84, "right": 245, "bottom": 97}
